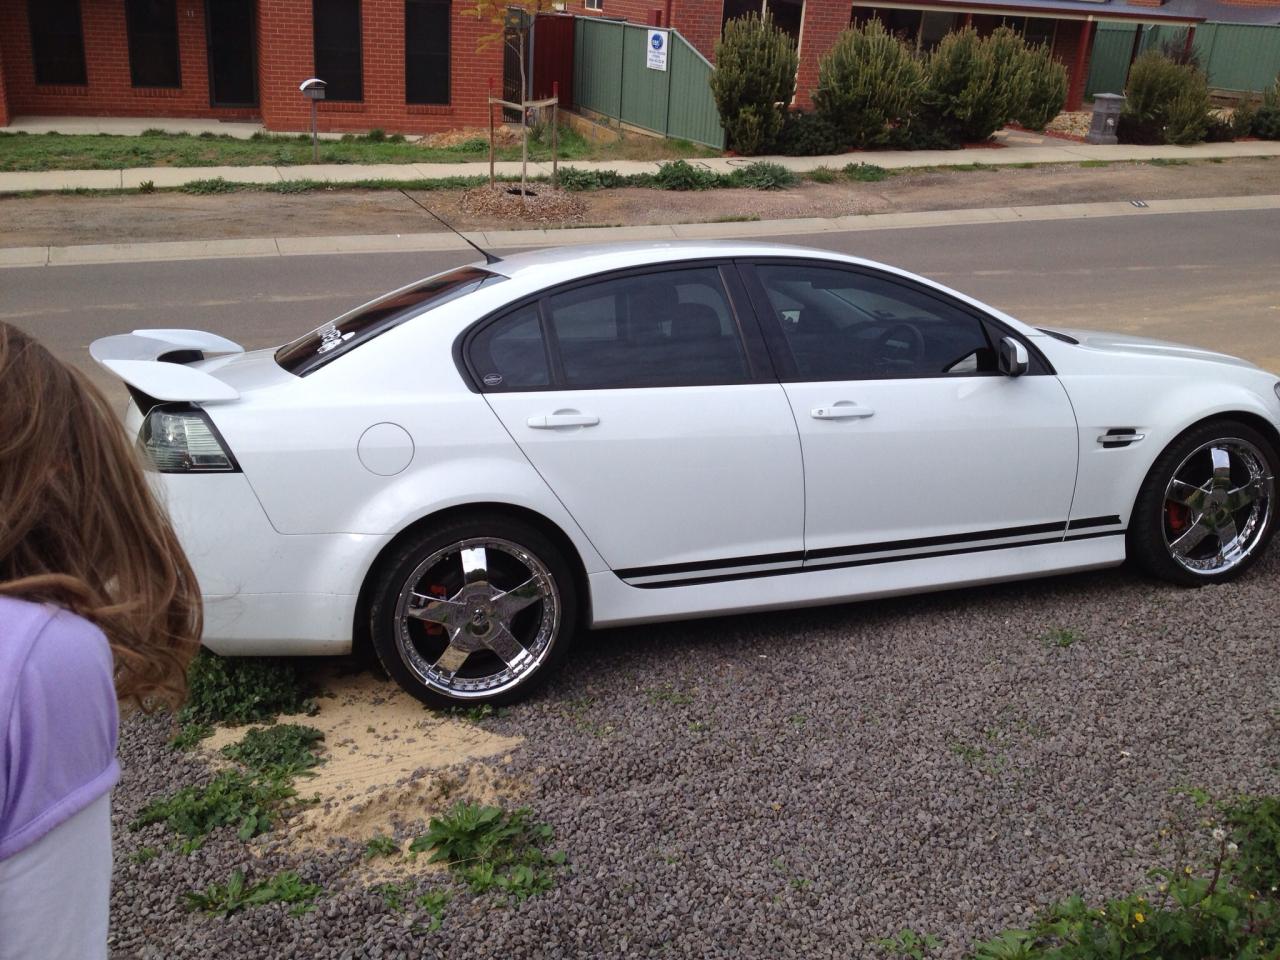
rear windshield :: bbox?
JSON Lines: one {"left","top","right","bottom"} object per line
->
{"left": 276, "top": 266, "right": 504, "bottom": 376}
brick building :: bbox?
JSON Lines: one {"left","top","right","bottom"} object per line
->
{"left": 582, "top": 0, "right": 1203, "bottom": 110}
{"left": 0, "top": 0, "right": 501, "bottom": 131}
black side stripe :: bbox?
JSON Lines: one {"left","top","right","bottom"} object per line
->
{"left": 617, "top": 515, "right": 1127, "bottom": 589}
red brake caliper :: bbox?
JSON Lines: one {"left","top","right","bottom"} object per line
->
{"left": 1166, "top": 501, "right": 1189, "bottom": 533}
{"left": 423, "top": 584, "right": 448, "bottom": 635}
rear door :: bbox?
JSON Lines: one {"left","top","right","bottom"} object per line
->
{"left": 469, "top": 263, "right": 806, "bottom": 584}
{"left": 742, "top": 259, "right": 1080, "bottom": 566}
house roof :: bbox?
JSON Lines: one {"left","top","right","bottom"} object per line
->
{"left": 1161, "top": 0, "right": 1280, "bottom": 24}
{"left": 865, "top": 0, "right": 1204, "bottom": 23}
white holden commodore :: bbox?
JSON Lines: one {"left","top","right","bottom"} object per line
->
{"left": 92, "top": 241, "right": 1280, "bottom": 707}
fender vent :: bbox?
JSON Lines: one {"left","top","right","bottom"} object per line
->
{"left": 1098, "top": 427, "right": 1145, "bottom": 449}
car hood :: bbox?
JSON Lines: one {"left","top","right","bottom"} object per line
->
{"left": 1041, "top": 327, "right": 1259, "bottom": 371}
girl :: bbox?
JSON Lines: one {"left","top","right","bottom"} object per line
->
{"left": 0, "top": 321, "right": 202, "bottom": 959}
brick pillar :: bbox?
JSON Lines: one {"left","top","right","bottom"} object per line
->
{"left": 0, "top": 39, "right": 10, "bottom": 126}
{"left": 1067, "top": 19, "right": 1094, "bottom": 111}
{"left": 792, "top": 4, "right": 847, "bottom": 110}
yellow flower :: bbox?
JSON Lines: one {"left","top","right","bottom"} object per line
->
{"left": 1135, "top": 912, "right": 1146, "bottom": 924}
{"left": 1184, "top": 866, "right": 1194, "bottom": 875}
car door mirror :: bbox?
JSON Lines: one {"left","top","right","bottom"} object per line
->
{"left": 998, "top": 337, "right": 1029, "bottom": 378}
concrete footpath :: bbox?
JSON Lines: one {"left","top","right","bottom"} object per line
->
{"left": 2, "top": 137, "right": 1280, "bottom": 194}
{"left": 3, "top": 192, "right": 1278, "bottom": 269}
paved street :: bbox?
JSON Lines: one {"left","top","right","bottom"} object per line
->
{"left": 3, "top": 206, "right": 1279, "bottom": 401}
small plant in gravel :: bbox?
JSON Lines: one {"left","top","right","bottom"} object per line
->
{"left": 412, "top": 801, "right": 566, "bottom": 900}
{"left": 129, "top": 846, "right": 159, "bottom": 864}
{"left": 806, "top": 166, "right": 842, "bottom": 184}
{"left": 374, "top": 881, "right": 411, "bottom": 912}
{"left": 131, "top": 769, "right": 300, "bottom": 845}
{"left": 1042, "top": 627, "right": 1080, "bottom": 648}
{"left": 653, "top": 160, "right": 722, "bottom": 191}
{"left": 179, "top": 651, "right": 315, "bottom": 727}
{"left": 728, "top": 161, "right": 796, "bottom": 190}
{"left": 647, "top": 685, "right": 694, "bottom": 705}
{"left": 846, "top": 162, "right": 889, "bottom": 182}
{"left": 877, "top": 927, "right": 941, "bottom": 958}
{"left": 449, "top": 703, "right": 498, "bottom": 724}
{"left": 414, "top": 890, "right": 452, "bottom": 932}
{"left": 182, "top": 177, "right": 238, "bottom": 195}
{"left": 220, "top": 723, "right": 325, "bottom": 776}
{"left": 365, "top": 833, "right": 400, "bottom": 859}
{"left": 185, "top": 868, "right": 320, "bottom": 917}
{"left": 169, "top": 721, "right": 213, "bottom": 751}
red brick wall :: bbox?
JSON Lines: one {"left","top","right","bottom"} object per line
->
{"left": 793, "top": 0, "right": 847, "bottom": 108}
{"left": 257, "top": 0, "right": 501, "bottom": 134}
{"left": 0, "top": 39, "right": 10, "bottom": 125}
{"left": 0, "top": 0, "right": 259, "bottom": 119}
{"left": 1052, "top": 18, "right": 1091, "bottom": 110}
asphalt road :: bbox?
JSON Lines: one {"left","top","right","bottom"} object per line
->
{"left": 4, "top": 207, "right": 1279, "bottom": 401}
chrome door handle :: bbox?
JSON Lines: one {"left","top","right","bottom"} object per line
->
{"left": 527, "top": 412, "right": 600, "bottom": 429}
{"left": 811, "top": 403, "right": 875, "bottom": 420}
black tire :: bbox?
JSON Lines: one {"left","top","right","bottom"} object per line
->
{"left": 368, "top": 514, "right": 578, "bottom": 709}
{"left": 1128, "top": 418, "right": 1279, "bottom": 586}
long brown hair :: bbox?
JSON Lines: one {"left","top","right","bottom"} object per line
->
{"left": 0, "top": 322, "right": 201, "bottom": 709}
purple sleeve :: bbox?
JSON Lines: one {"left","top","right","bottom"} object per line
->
{"left": 0, "top": 599, "right": 120, "bottom": 861}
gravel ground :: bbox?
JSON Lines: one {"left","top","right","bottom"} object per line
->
{"left": 110, "top": 552, "right": 1280, "bottom": 959}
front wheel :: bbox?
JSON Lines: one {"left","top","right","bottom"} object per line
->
{"left": 1129, "top": 419, "right": 1278, "bottom": 586}
{"left": 368, "top": 515, "right": 578, "bottom": 708}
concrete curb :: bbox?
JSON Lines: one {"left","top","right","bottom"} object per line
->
{"left": 4, "top": 193, "right": 1278, "bottom": 269}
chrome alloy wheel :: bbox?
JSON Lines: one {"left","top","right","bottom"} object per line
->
{"left": 393, "top": 537, "right": 560, "bottom": 699}
{"left": 1162, "top": 438, "right": 1275, "bottom": 576}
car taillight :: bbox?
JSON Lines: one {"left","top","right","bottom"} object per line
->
{"left": 140, "top": 404, "right": 238, "bottom": 473}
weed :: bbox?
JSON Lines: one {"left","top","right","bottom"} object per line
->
{"left": 846, "top": 162, "right": 890, "bottom": 182}
{"left": 130, "top": 846, "right": 159, "bottom": 864}
{"left": 374, "top": 881, "right": 410, "bottom": 912}
{"left": 131, "top": 769, "right": 300, "bottom": 844}
{"left": 185, "top": 869, "right": 320, "bottom": 917}
{"left": 411, "top": 801, "right": 565, "bottom": 900}
{"left": 170, "top": 722, "right": 213, "bottom": 751}
{"left": 1149, "top": 157, "right": 1190, "bottom": 166}
{"left": 789, "top": 714, "right": 807, "bottom": 726}
{"left": 711, "top": 213, "right": 761, "bottom": 223}
{"left": 414, "top": 889, "right": 451, "bottom": 931}
{"left": 806, "top": 165, "right": 842, "bottom": 183}
{"left": 449, "top": 703, "right": 497, "bottom": 725}
{"left": 1080, "top": 160, "right": 1111, "bottom": 168}
{"left": 728, "top": 161, "right": 797, "bottom": 190}
{"left": 647, "top": 685, "right": 694, "bottom": 706}
{"left": 181, "top": 177, "right": 238, "bottom": 195}
{"left": 876, "top": 927, "right": 941, "bottom": 958}
{"left": 179, "top": 651, "right": 315, "bottom": 726}
{"left": 141, "top": 127, "right": 168, "bottom": 137}
{"left": 365, "top": 128, "right": 388, "bottom": 142}
{"left": 221, "top": 724, "right": 325, "bottom": 776}
{"left": 1042, "top": 627, "right": 1080, "bottom": 649}
{"left": 138, "top": 179, "right": 156, "bottom": 193}
{"left": 365, "top": 833, "right": 400, "bottom": 859}
{"left": 688, "top": 720, "right": 710, "bottom": 733}
{"left": 948, "top": 739, "right": 987, "bottom": 764}
{"left": 950, "top": 161, "right": 997, "bottom": 172}
{"left": 653, "top": 159, "right": 721, "bottom": 191}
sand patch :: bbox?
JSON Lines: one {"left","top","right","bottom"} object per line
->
{"left": 203, "top": 670, "right": 523, "bottom": 857}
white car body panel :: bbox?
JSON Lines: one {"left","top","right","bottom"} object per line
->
{"left": 92, "top": 241, "right": 1280, "bottom": 658}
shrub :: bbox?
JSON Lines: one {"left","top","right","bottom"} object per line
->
{"left": 806, "top": 165, "right": 841, "bottom": 183}
{"left": 1013, "top": 43, "right": 1068, "bottom": 131}
{"left": 845, "top": 162, "right": 889, "bottom": 182}
{"left": 711, "top": 12, "right": 798, "bottom": 155}
{"left": 775, "top": 110, "right": 844, "bottom": 156}
{"left": 918, "top": 28, "right": 1006, "bottom": 144}
{"left": 1120, "top": 51, "right": 1211, "bottom": 144}
{"left": 1203, "top": 113, "right": 1234, "bottom": 142}
{"left": 1254, "top": 77, "right": 1280, "bottom": 139}
{"left": 1230, "top": 99, "right": 1257, "bottom": 139}
{"left": 813, "top": 21, "right": 922, "bottom": 149}
{"left": 729, "top": 161, "right": 796, "bottom": 190}
{"left": 365, "top": 128, "right": 387, "bottom": 142}
{"left": 653, "top": 159, "right": 721, "bottom": 191}
{"left": 138, "top": 179, "right": 156, "bottom": 194}
{"left": 182, "top": 177, "right": 238, "bottom": 195}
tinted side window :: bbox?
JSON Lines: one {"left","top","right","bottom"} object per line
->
{"left": 755, "top": 264, "right": 996, "bottom": 381}
{"left": 469, "top": 305, "right": 549, "bottom": 390}
{"left": 546, "top": 268, "right": 748, "bottom": 388}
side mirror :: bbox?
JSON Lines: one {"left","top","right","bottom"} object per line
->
{"left": 998, "top": 336, "right": 1029, "bottom": 378}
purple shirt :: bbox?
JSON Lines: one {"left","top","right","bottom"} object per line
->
{"left": 0, "top": 597, "right": 119, "bottom": 860}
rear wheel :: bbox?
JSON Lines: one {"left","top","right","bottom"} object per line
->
{"left": 369, "top": 515, "right": 578, "bottom": 708}
{"left": 1129, "top": 420, "right": 1278, "bottom": 585}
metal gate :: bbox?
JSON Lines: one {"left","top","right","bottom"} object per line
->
{"left": 572, "top": 17, "right": 724, "bottom": 149}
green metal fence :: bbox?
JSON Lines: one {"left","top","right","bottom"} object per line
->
{"left": 1087, "top": 20, "right": 1280, "bottom": 98}
{"left": 573, "top": 17, "right": 725, "bottom": 149}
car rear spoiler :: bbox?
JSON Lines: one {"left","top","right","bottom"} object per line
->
{"left": 89, "top": 329, "right": 245, "bottom": 403}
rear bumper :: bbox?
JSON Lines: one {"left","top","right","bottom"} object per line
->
{"left": 151, "top": 472, "right": 388, "bottom": 655}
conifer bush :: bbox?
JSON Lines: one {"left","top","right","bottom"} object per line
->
{"left": 919, "top": 28, "right": 1005, "bottom": 144}
{"left": 710, "top": 12, "right": 798, "bottom": 155}
{"left": 1014, "top": 43, "right": 1068, "bottom": 131}
{"left": 812, "top": 21, "right": 923, "bottom": 149}
{"left": 1119, "top": 50, "right": 1212, "bottom": 144}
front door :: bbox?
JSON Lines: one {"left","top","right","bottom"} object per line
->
{"left": 470, "top": 264, "right": 805, "bottom": 583}
{"left": 206, "top": 0, "right": 258, "bottom": 107}
{"left": 743, "top": 259, "right": 1080, "bottom": 566}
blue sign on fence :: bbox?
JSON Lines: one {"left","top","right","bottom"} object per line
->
{"left": 647, "top": 29, "right": 668, "bottom": 71}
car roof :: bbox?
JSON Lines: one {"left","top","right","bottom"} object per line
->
{"left": 481, "top": 240, "right": 867, "bottom": 284}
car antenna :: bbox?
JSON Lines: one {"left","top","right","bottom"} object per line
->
{"left": 398, "top": 189, "right": 502, "bottom": 265}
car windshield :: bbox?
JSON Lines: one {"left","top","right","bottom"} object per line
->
{"left": 276, "top": 266, "right": 504, "bottom": 376}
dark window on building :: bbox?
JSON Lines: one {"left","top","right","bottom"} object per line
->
{"left": 1024, "top": 17, "right": 1057, "bottom": 48}
{"left": 126, "top": 0, "right": 181, "bottom": 88}
{"left": 765, "top": 0, "right": 802, "bottom": 42}
{"left": 28, "top": 0, "right": 87, "bottom": 85}
{"left": 313, "top": 0, "right": 363, "bottom": 101}
{"left": 405, "top": 0, "right": 450, "bottom": 104}
{"left": 722, "top": 0, "right": 760, "bottom": 30}
{"left": 920, "top": 11, "right": 959, "bottom": 50}
{"left": 850, "top": 6, "right": 922, "bottom": 45}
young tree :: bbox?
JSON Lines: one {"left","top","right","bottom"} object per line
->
{"left": 711, "top": 12, "right": 798, "bottom": 155}
{"left": 813, "top": 20, "right": 923, "bottom": 149}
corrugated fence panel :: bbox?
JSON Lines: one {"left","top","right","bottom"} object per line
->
{"left": 666, "top": 35, "right": 726, "bottom": 148}
{"left": 574, "top": 18, "right": 624, "bottom": 119}
{"left": 1086, "top": 23, "right": 1137, "bottom": 97}
{"left": 619, "top": 24, "right": 672, "bottom": 135}
{"left": 1086, "top": 20, "right": 1280, "bottom": 97}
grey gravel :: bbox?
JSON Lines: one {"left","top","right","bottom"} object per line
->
{"left": 109, "top": 555, "right": 1280, "bottom": 959}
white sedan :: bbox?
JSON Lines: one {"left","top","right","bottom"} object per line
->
{"left": 92, "top": 242, "right": 1280, "bottom": 707}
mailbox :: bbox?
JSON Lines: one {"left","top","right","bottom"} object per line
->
{"left": 1087, "top": 93, "right": 1124, "bottom": 145}
{"left": 299, "top": 78, "right": 327, "bottom": 101}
